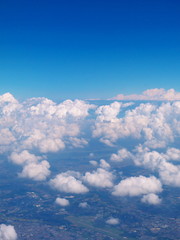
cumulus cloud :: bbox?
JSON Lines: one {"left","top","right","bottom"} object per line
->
{"left": 141, "top": 193, "right": 161, "bottom": 205}
{"left": 165, "top": 148, "right": 180, "bottom": 161}
{"left": 106, "top": 217, "right": 119, "bottom": 225}
{"left": 133, "top": 146, "right": 180, "bottom": 187}
{"left": 158, "top": 161, "right": 180, "bottom": 187}
{"left": 95, "top": 102, "right": 121, "bottom": 122}
{"left": 9, "top": 150, "right": 42, "bottom": 165}
{"left": 0, "top": 128, "right": 16, "bottom": 146}
{"left": 0, "top": 92, "right": 96, "bottom": 181}
{"left": 0, "top": 93, "right": 18, "bottom": 104}
{"left": 93, "top": 100, "right": 180, "bottom": 148}
{"left": 0, "top": 224, "right": 17, "bottom": 240}
{"left": 133, "top": 145, "right": 164, "bottom": 171}
{"left": 112, "top": 175, "right": 162, "bottom": 197}
{"left": 110, "top": 88, "right": 180, "bottom": 101}
{"left": 99, "top": 159, "right": 110, "bottom": 169}
{"left": 0, "top": 93, "right": 94, "bottom": 155}
{"left": 110, "top": 148, "right": 132, "bottom": 162}
{"left": 55, "top": 197, "right": 70, "bottom": 207}
{"left": 83, "top": 168, "right": 114, "bottom": 188}
{"left": 79, "top": 202, "right": 89, "bottom": 208}
{"left": 49, "top": 172, "right": 89, "bottom": 194}
{"left": 19, "top": 160, "right": 50, "bottom": 181}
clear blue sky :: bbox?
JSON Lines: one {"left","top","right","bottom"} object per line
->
{"left": 0, "top": 0, "right": 180, "bottom": 100}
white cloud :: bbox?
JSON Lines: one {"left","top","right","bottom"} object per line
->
{"left": 9, "top": 150, "right": 41, "bottom": 165}
{"left": 50, "top": 172, "right": 89, "bottom": 194}
{"left": 0, "top": 128, "right": 15, "bottom": 145}
{"left": 141, "top": 193, "right": 161, "bottom": 205}
{"left": 0, "top": 93, "right": 96, "bottom": 183}
{"left": 133, "top": 146, "right": 180, "bottom": 187}
{"left": 99, "top": 159, "right": 110, "bottom": 169}
{"left": 19, "top": 160, "right": 50, "bottom": 181}
{"left": 158, "top": 161, "right": 180, "bottom": 187}
{"left": 166, "top": 148, "right": 180, "bottom": 161}
{"left": 110, "top": 148, "right": 132, "bottom": 162}
{"left": 110, "top": 88, "right": 180, "bottom": 101}
{"left": 93, "top": 101, "right": 180, "bottom": 148}
{"left": 95, "top": 102, "right": 121, "bottom": 122}
{"left": 83, "top": 168, "right": 114, "bottom": 188}
{"left": 112, "top": 175, "right": 162, "bottom": 197}
{"left": 79, "top": 202, "right": 89, "bottom": 208}
{"left": 89, "top": 160, "right": 98, "bottom": 166}
{"left": 0, "top": 93, "right": 18, "bottom": 104}
{"left": 133, "top": 145, "right": 164, "bottom": 171}
{"left": 55, "top": 197, "right": 70, "bottom": 207}
{"left": 0, "top": 224, "right": 17, "bottom": 240}
{"left": 106, "top": 217, "right": 119, "bottom": 225}
{"left": 36, "top": 138, "right": 65, "bottom": 153}
{"left": 0, "top": 93, "right": 94, "bottom": 156}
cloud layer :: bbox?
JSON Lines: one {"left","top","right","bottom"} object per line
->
{"left": 0, "top": 93, "right": 94, "bottom": 181}
{"left": 0, "top": 92, "right": 179, "bottom": 206}
{"left": 110, "top": 88, "right": 180, "bottom": 101}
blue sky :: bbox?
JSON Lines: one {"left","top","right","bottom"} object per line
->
{"left": 0, "top": 0, "right": 180, "bottom": 100}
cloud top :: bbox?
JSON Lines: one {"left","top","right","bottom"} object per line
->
{"left": 55, "top": 197, "right": 70, "bottom": 207}
{"left": 50, "top": 172, "right": 89, "bottom": 194}
{"left": 112, "top": 175, "right": 162, "bottom": 197}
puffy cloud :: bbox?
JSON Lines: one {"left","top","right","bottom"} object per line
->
{"left": 83, "top": 168, "right": 114, "bottom": 188}
{"left": 110, "top": 88, "right": 180, "bottom": 101}
{"left": 0, "top": 224, "right": 17, "bottom": 240}
{"left": 0, "top": 93, "right": 18, "bottom": 104}
{"left": 50, "top": 172, "right": 89, "bottom": 194}
{"left": 133, "top": 146, "right": 180, "bottom": 187}
{"left": 93, "top": 101, "right": 180, "bottom": 148}
{"left": 106, "top": 217, "right": 119, "bottom": 225}
{"left": 158, "top": 161, "right": 180, "bottom": 187}
{"left": 0, "top": 93, "right": 95, "bottom": 155}
{"left": 165, "top": 148, "right": 180, "bottom": 161}
{"left": 110, "top": 148, "right": 132, "bottom": 162}
{"left": 9, "top": 150, "right": 41, "bottom": 165}
{"left": 36, "top": 138, "right": 65, "bottom": 153}
{"left": 95, "top": 102, "right": 121, "bottom": 122}
{"left": 133, "top": 145, "right": 164, "bottom": 171}
{"left": 79, "top": 202, "right": 89, "bottom": 208}
{"left": 141, "top": 193, "right": 161, "bottom": 205}
{"left": 0, "top": 128, "right": 15, "bottom": 145}
{"left": 0, "top": 93, "right": 96, "bottom": 182}
{"left": 55, "top": 197, "right": 70, "bottom": 207}
{"left": 99, "top": 159, "right": 110, "bottom": 169}
{"left": 112, "top": 176, "right": 162, "bottom": 197}
{"left": 19, "top": 160, "right": 50, "bottom": 181}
